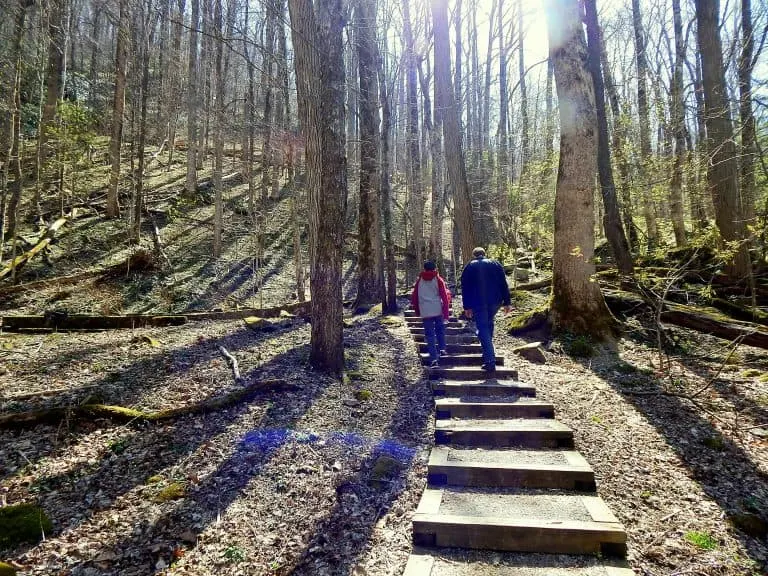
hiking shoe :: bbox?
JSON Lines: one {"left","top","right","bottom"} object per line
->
{"left": 481, "top": 363, "right": 496, "bottom": 372}
{"left": 439, "top": 349, "right": 448, "bottom": 357}
{"left": 429, "top": 360, "right": 440, "bottom": 368}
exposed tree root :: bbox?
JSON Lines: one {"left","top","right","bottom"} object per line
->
{"left": 0, "top": 379, "right": 293, "bottom": 429}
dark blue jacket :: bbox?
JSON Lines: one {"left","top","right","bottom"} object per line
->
{"left": 460, "top": 257, "right": 510, "bottom": 311}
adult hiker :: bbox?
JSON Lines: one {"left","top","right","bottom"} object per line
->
{"left": 460, "top": 247, "right": 512, "bottom": 372}
{"left": 410, "top": 260, "right": 452, "bottom": 367}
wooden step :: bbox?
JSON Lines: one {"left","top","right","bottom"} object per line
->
{"left": 418, "top": 343, "right": 483, "bottom": 354}
{"left": 403, "top": 551, "right": 635, "bottom": 576}
{"left": 435, "top": 418, "right": 574, "bottom": 448}
{"left": 413, "top": 334, "right": 476, "bottom": 344}
{"left": 428, "top": 366, "right": 519, "bottom": 380}
{"left": 427, "top": 446, "right": 595, "bottom": 490}
{"left": 405, "top": 317, "right": 461, "bottom": 325}
{"left": 412, "top": 488, "right": 627, "bottom": 556}
{"left": 434, "top": 397, "right": 552, "bottom": 419}
{"left": 410, "top": 326, "right": 471, "bottom": 336}
{"left": 420, "top": 353, "right": 505, "bottom": 367}
{"left": 432, "top": 380, "right": 535, "bottom": 398}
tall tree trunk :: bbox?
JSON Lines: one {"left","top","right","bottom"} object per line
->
{"left": 354, "top": 0, "right": 383, "bottom": 307}
{"left": 260, "top": 0, "right": 276, "bottom": 204}
{"left": 689, "top": 53, "right": 710, "bottom": 226}
{"left": 669, "top": 0, "right": 687, "bottom": 246}
{"left": 107, "top": 0, "right": 128, "bottom": 218}
{"left": 242, "top": 2, "right": 256, "bottom": 218}
{"left": 402, "top": 0, "right": 424, "bottom": 273}
{"left": 379, "top": 49, "right": 397, "bottom": 312}
{"left": 288, "top": 0, "right": 346, "bottom": 374}
{"left": 631, "top": 0, "right": 658, "bottom": 248}
{"left": 5, "top": 0, "right": 31, "bottom": 246}
{"left": 496, "top": 0, "right": 509, "bottom": 235}
{"left": 602, "top": 44, "right": 637, "bottom": 248}
{"left": 131, "top": 5, "right": 156, "bottom": 244}
{"left": 585, "top": 0, "right": 633, "bottom": 275}
{"left": 419, "top": 59, "right": 444, "bottom": 264}
{"left": 88, "top": 2, "right": 101, "bottom": 112}
{"left": 738, "top": 0, "right": 756, "bottom": 226}
{"left": 433, "top": 0, "right": 474, "bottom": 264}
{"left": 212, "top": 0, "right": 224, "bottom": 256}
{"left": 695, "top": 0, "right": 752, "bottom": 282}
{"left": 481, "top": 0, "right": 496, "bottom": 152}
{"left": 345, "top": 26, "right": 358, "bottom": 223}
{"left": 36, "top": 0, "right": 68, "bottom": 215}
{"left": 186, "top": 0, "right": 200, "bottom": 194}
{"left": 546, "top": 0, "right": 616, "bottom": 339}
{"left": 518, "top": 0, "right": 529, "bottom": 177}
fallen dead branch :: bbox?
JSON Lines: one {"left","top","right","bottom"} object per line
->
{"left": 218, "top": 345, "right": 242, "bottom": 384}
{"left": 0, "top": 217, "right": 68, "bottom": 281}
{"left": 0, "top": 379, "right": 293, "bottom": 429}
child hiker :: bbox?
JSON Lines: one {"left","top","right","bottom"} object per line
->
{"left": 410, "top": 261, "right": 452, "bottom": 367}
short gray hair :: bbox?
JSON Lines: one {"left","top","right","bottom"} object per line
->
{"left": 472, "top": 247, "right": 486, "bottom": 258}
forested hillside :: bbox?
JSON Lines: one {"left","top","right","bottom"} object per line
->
{"left": 0, "top": 0, "right": 767, "bottom": 573}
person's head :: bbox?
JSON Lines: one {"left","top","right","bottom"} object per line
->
{"left": 472, "top": 247, "right": 486, "bottom": 259}
{"left": 423, "top": 260, "right": 437, "bottom": 271}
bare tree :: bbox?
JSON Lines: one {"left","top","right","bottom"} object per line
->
{"left": 354, "top": 0, "right": 383, "bottom": 307}
{"left": 585, "top": 0, "right": 634, "bottom": 275}
{"left": 738, "top": 0, "right": 757, "bottom": 226}
{"left": 185, "top": 0, "right": 200, "bottom": 195}
{"left": 288, "top": 0, "right": 346, "bottom": 373}
{"left": 695, "top": 0, "right": 752, "bottom": 282}
{"left": 546, "top": 0, "right": 616, "bottom": 339}
{"left": 432, "top": 0, "right": 475, "bottom": 263}
{"left": 669, "top": 0, "right": 687, "bottom": 246}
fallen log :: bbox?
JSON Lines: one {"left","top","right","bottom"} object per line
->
{"left": 603, "top": 290, "right": 768, "bottom": 350}
{"left": 0, "top": 301, "right": 312, "bottom": 331}
{"left": 0, "top": 217, "right": 68, "bottom": 281}
{"left": 0, "top": 379, "right": 293, "bottom": 429}
{"left": 513, "top": 278, "right": 552, "bottom": 291}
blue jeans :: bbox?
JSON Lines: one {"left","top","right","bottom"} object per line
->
{"left": 474, "top": 307, "right": 498, "bottom": 367}
{"left": 422, "top": 316, "right": 446, "bottom": 362}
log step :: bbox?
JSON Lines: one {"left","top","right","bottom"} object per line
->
{"left": 429, "top": 366, "right": 519, "bottom": 380}
{"left": 410, "top": 326, "right": 471, "bottom": 336}
{"left": 435, "top": 418, "right": 574, "bottom": 448}
{"left": 412, "top": 487, "right": 627, "bottom": 556}
{"left": 421, "top": 353, "right": 505, "bottom": 367}
{"left": 405, "top": 318, "right": 462, "bottom": 326}
{"left": 432, "top": 381, "right": 535, "bottom": 398}
{"left": 403, "top": 551, "right": 635, "bottom": 576}
{"left": 434, "top": 397, "right": 553, "bottom": 419}
{"left": 413, "top": 334, "right": 477, "bottom": 344}
{"left": 427, "top": 446, "right": 595, "bottom": 490}
{"left": 418, "top": 343, "right": 484, "bottom": 354}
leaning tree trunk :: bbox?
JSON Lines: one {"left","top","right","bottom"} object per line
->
{"left": 433, "top": 0, "right": 475, "bottom": 264}
{"left": 584, "top": 0, "right": 633, "bottom": 275}
{"left": 695, "top": 0, "right": 752, "bottom": 283}
{"left": 107, "top": 0, "right": 128, "bottom": 218}
{"left": 185, "top": 0, "right": 200, "bottom": 195}
{"left": 354, "top": 0, "right": 383, "bottom": 307}
{"left": 631, "top": 0, "right": 659, "bottom": 249}
{"left": 669, "top": 0, "right": 687, "bottom": 247}
{"left": 288, "top": 0, "right": 346, "bottom": 374}
{"left": 546, "top": 0, "right": 617, "bottom": 340}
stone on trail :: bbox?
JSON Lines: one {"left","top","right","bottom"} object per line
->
{"left": 512, "top": 342, "right": 546, "bottom": 364}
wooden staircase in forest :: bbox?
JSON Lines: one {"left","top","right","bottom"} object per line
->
{"left": 401, "top": 310, "right": 633, "bottom": 575}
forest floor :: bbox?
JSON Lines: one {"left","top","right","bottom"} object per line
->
{"left": 1, "top": 152, "right": 767, "bottom": 575}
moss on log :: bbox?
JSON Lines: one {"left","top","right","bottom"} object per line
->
{"left": 0, "top": 379, "right": 292, "bottom": 430}
{"left": 0, "top": 503, "right": 52, "bottom": 548}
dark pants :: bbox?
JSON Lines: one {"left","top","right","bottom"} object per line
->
{"left": 422, "top": 316, "right": 446, "bottom": 362}
{"left": 474, "top": 306, "right": 498, "bottom": 367}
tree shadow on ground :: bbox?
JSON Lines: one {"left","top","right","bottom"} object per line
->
{"left": 77, "top": 314, "right": 430, "bottom": 575}
{"left": 1, "top": 337, "right": 320, "bottom": 569}
{"left": 583, "top": 351, "right": 768, "bottom": 571}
